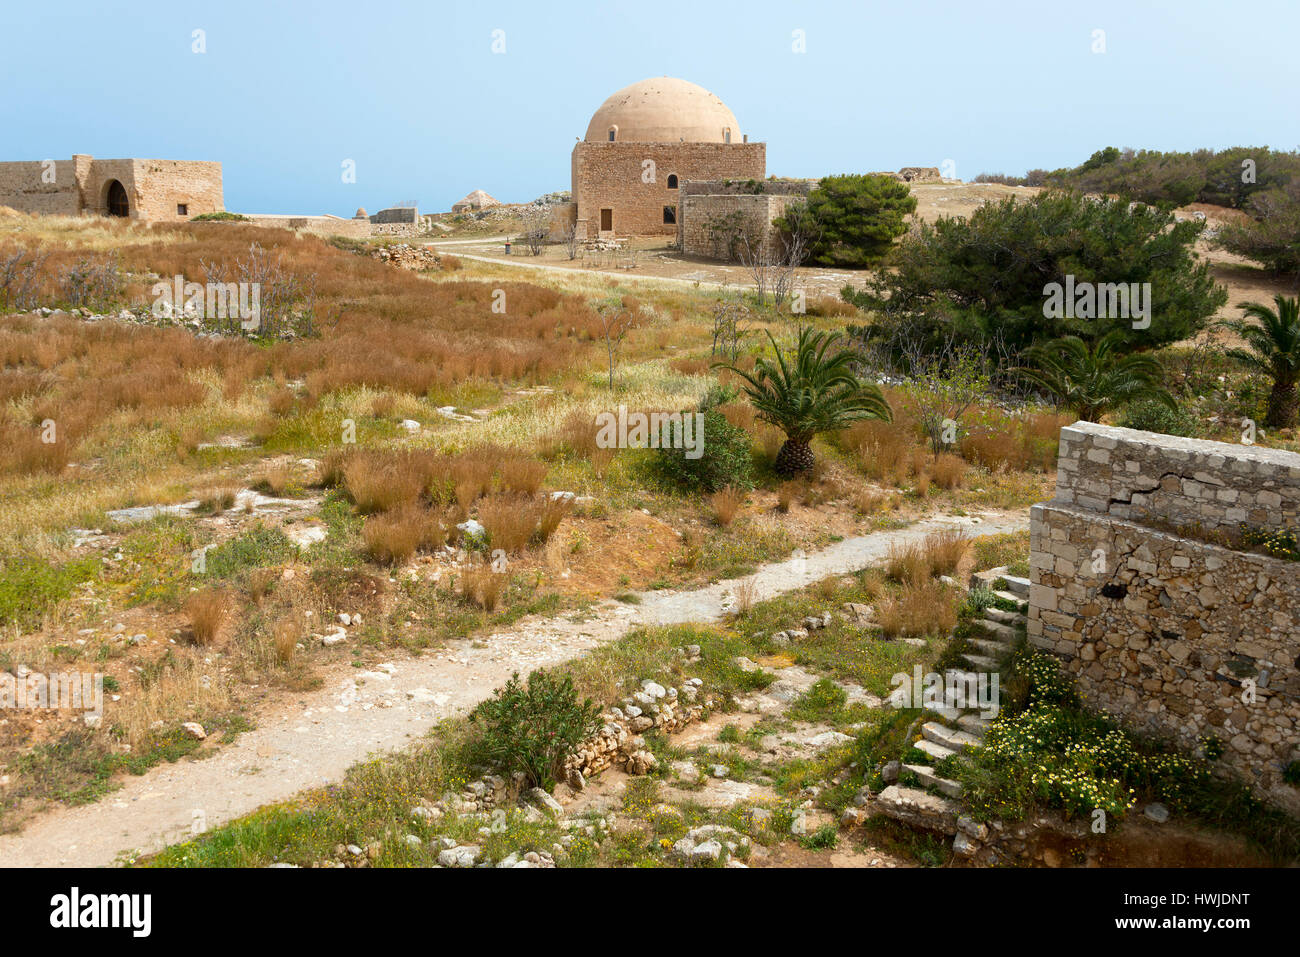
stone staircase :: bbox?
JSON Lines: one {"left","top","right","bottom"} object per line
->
{"left": 875, "top": 569, "right": 1029, "bottom": 831}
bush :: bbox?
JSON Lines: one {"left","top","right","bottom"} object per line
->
{"left": 778, "top": 174, "right": 917, "bottom": 267}
{"left": 469, "top": 669, "right": 602, "bottom": 789}
{"left": 0, "top": 555, "right": 100, "bottom": 630}
{"left": 1119, "top": 397, "right": 1201, "bottom": 437}
{"left": 651, "top": 408, "right": 753, "bottom": 492}
{"left": 849, "top": 190, "right": 1226, "bottom": 359}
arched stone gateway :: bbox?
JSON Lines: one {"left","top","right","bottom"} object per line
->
{"left": 105, "top": 179, "right": 130, "bottom": 217}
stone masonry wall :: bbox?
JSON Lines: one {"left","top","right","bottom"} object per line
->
{"left": 0, "top": 156, "right": 222, "bottom": 221}
{"left": 1053, "top": 421, "right": 1300, "bottom": 533}
{"left": 679, "top": 193, "right": 801, "bottom": 261}
{"left": 571, "top": 141, "right": 764, "bottom": 239}
{"left": 1029, "top": 421, "right": 1300, "bottom": 811}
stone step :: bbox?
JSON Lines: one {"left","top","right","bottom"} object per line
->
{"left": 956, "top": 714, "right": 990, "bottom": 737}
{"left": 922, "top": 721, "right": 982, "bottom": 754}
{"left": 962, "top": 652, "right": 1000, "bottom": 671}
{"left": 871, "top": 785, "right": 960, "bottom": 835}
{"left": 903, "top": 763, "right": 964, "bottom": 798}
{"left": 968, "top": 637, "right": 1012, "bottom": 658}
{"left": 992, "top": 590, "right": 1028, "bottom": 611}
{"left": 983, "top": 606, "right": 1023, "bottom": 625}
{"left": 999, "top": 575, "right": 1031, "bottom": 599}
{"left": 977, "top": 620, "right": 1020, "bottom": 642}
{"left": 913, "top": 738, "right": 958, "bottom": 762}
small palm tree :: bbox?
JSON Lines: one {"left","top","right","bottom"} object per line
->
{"left": 720, "top": 327, "right": 891, "bottom": 476}
{"left": 1225, "top": 295, "right": 1300, "bottom": 428}
{"left": 1016, "top": 330, "right": 1174, "bottom": 422}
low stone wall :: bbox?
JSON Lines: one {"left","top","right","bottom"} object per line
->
{"left": 1053, "top": 421, "right": 1300, "bottom": 533}
{"left": 242, "top": 214, "right": 371, "bottom": 239}
{"left": 1029, "top": 421, "right": 1300, "bottom": 811}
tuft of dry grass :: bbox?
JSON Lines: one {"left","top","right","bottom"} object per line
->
{"left": 922, "top": 527, "right": 970, "bottom": 577}
{"left": 185, "top": 587, "right": 232, "bottom": 645}
{"left": 461, "top": 562, "right": 506, "bottom": 611}
{"left": 709, "top": 486, "right": 744, "bottom": 527}
{"left": 732, "top": 578, "right": 758, "bottom": 615}
{"left": 272, "top": 617, "right": 300, "bottom": 664}
{"left": 877, "top": 579, "right": 959, "bottom": 639}
{"left": 256, "top": 465, "right": 291, "bottom": 497}
{"left": 885, "top": 540, "right": 930, "bottom": 585}
{"left": 478, "top": 495, "right": 539, "bottom": 553}
{"left": 930, "top": 453, "right": 967, "bottom": 490}
{"left": 196, "top": 485, "right": 239, "bottom": 514}
{"left": 362, "top": 504, "right": 443, "bottom": 564}
{"left": 776, "top": 479, "right": 801, "bottom": 513}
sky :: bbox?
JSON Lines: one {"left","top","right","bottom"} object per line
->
{"left": 3, "top": 0, "right": 1297, "bottom": 216}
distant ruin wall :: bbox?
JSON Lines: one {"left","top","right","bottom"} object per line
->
{"left": 242, "top": 214, "right": 371, "bottom": 238}
{"left": 1028, "top": 422, "right": 1300, "bottom": 811}
{"left": 679, "top": 192, "right": 802, "bottom": 261}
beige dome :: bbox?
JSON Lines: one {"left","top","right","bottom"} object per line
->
{"left": 584, "top": 77, "right": 741, "bottom": 144}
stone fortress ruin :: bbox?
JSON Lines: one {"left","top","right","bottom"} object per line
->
{"left": 561, "top": 76, "right": 767, "bottom": 241}
{"left": 1029, "top": 422, "right": 1300, "bottom": 811}
{"left": 553, "top": 76, "right": 944, "bottom": 257}
{"left": 0, "top": 154, "right": 223, "bottom": 221}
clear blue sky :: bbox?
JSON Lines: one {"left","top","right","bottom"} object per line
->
{"left": 3, "top": 0, "right": 1296, "bottom": 215}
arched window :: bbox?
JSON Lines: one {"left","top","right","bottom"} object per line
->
{"left": 608, "top": 126, "right": 618, "bottom": 142}
{"left": 666, "top": 174, "right": 678, "bottom": 189}
{"left": 723, "top": 128, "right": 731, "bottom": 144}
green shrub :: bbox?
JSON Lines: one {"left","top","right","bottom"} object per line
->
{"left": 469, "top": 669, "right": 602, "bottom": 790}
{"left": 788, "top": 678, "right": 848, "bottom": 722}
{"left": 204, "top": 524, "right": 299, "bottom": 580}
{"left": 191, "top": 211, "right": 250, "bottom": 222}
{"left": 778, "top": 174, "right": 917, "bottom": 267}
{"left": 0, "top": 555, "right": 100, "bottom": 630}
{"left": 650, "top": 408, "right": 753, "bottom": 492}
{"left": 849, "top": 190, "right": 1226, "bottom": 360}
{"left": 1119, "top": 397, "right": 1201, "bottom": 437}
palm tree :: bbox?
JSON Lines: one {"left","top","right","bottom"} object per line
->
{"left": 720, "top": 327, "right": 892, "bottom": 476}
{"left": 1224, "top": 295, "right": 1300, "bottom": 428}
{"left": 1016, "top": 330, "right": 1174, "bottom": 422}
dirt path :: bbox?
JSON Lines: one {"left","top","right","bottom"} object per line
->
{"left": 0, "top": 511, "right": 1026, "bottom": 867}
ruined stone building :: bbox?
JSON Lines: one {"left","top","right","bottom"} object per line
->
{"left": 563, "top": 77, "right": 765, "bottom": 240}
{"left": 0, "top": 155, "right": 223, "bottom": 221}
{"left": 1029, "top": 422, "right": 1300, "bottom": 811}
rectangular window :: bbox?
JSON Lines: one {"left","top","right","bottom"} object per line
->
{"left": 663, "top": 205, "right": 676, "bottom": 225}
{"left": 177, "top": 204, "right": 189, "bottom": 216}
{"left": 600, "top": 208, "right": 612, "bottom": 231}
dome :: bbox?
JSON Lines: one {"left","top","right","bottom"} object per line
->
{"left": 584, "top": 77, "right": 741, "bottom": 144}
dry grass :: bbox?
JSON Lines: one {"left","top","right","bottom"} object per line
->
{"left": 362, "top": 506, "right": 423, "bottom": 564}
{"left": 732, "top": 578, "right": 757, "bottom": 615}
{"left": 709, "top": 486, "right": 744, "bottom": 527}
{"left": 930, "top": 453, "right": 967, "bottom": 490}
{"left": 197, "top": 485, "right": 239, "bottom": 514}
{"left": 256, "top": 465, "right": 291, "bottom": 497}
{"left": 271, "top": 617, "right": 300, "bottom": 664}
{"left": 185, "top": 587, "right": 232, "bottom": 645}
{"left": 877, "top": 579, "right": 959, "bottom": 639}
{"left": 777, "top": 479, "right": 801, "bottom": 513}
{"left": 922, "top": 527, "right": 970, "bottom": 577}
{"left": 478, "top": 493, "right": 572, "bottom": 553}
{"left": 460, "top": 562, "right": 506, "bottom": 612}
{"left": 885, "top": 540, "right": 930, "bottom": 586}
{"left": 478, "top": 495, "right": 539, "bottom": 553}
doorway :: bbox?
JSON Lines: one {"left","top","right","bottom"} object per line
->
{"left": 105, "top": 180, "right": 129, "bottom": 217}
